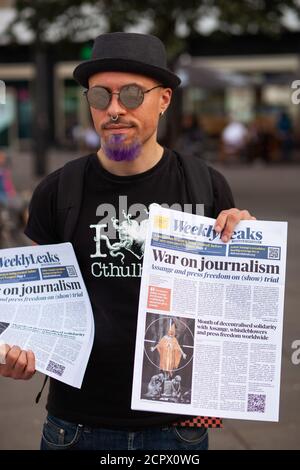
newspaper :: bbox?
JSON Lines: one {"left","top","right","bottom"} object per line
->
{"left": 132, "top": 204, "right": 287, "bottom": 422}
{"left": 0, "top": 243, "right": 94, "bottom": 388}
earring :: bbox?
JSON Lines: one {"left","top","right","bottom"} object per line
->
{"left": 160, "top": 111, "right": 164, "bottom": 117}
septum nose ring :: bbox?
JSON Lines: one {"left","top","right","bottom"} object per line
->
{"left": 110, "top": 114, "right": 119, "bottom": 122}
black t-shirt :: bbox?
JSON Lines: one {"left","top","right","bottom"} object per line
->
{"left": 25, "top": 148, "right": 234, "bottom": 428}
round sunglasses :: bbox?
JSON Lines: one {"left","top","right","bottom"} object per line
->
{"left": 84, "top": 84, "right": 163, "bottom": 110}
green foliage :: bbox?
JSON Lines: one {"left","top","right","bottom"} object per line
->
{"left": 214, "top": 0, "right": 300, "bottom": 34}
{"left": 6, "top": 0, "right": 300, "bottom": 56}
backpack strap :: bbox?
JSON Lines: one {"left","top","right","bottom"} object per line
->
{"left": 35, "top": 155, "right": 89, "bottom": 403}
{"left": 57, "top": 155, "right": 90, "bottom": 242}
{"left": 174, "top": 151, "right": 214, "bottom": 216}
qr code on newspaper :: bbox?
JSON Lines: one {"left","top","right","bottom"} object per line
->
{"left": 247, "top": 393, "right": 266, "bottom": 413}
{"left": 46, "top": 360, "right": 65, "bottom": 377}
{"left": 66, "top": 265, "right": 77, "bottom": 277}
{"left": 267, "top": 247, "right": 280, "bottom": 260}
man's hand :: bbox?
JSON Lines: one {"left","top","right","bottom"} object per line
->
{"left": 0, "top": 345, "right": 36, "bottom": 380}
{"left": 214, "top": 208, "right": 256, "bottom": 243}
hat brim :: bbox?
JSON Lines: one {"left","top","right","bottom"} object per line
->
{"left": 73, "top": 58, "right": 181, "bottom": 90}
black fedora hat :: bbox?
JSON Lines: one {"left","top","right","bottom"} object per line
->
{"left": 73, "top": 32, "right": 181, "bottom": 90}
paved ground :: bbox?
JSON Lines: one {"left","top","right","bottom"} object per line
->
{"left": 0, "top": 150, "right": 299, "bottom": 449}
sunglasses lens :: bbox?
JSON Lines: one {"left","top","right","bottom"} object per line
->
{"left": 87, "top": 87, "right": 110, "bottom": 110}
{"left": 120, "top": 85, "right": 143, "bottom": 109}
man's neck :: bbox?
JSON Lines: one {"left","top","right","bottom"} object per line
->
{"left": 97, "top": 141, "right": 164, "bottom": 176}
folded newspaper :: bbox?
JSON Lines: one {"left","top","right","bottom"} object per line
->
{"left": 0, "top": 243, "right": 94, "bottom": 388}
{"left": 132, "top": 204, "right": 287, "bottom": 422}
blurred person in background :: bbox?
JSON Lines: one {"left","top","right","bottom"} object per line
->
{"left": 276, "top": 111, "right": 294, "bottom": 162}
{"left": 0, "top": 32, "right": 255, "bottom": 451}
{"left": 0, "top": 149, "right": 28, "bottom": 246}
{"left": 83, "top": 125, "right": 101, "bottom": 151}
{"left": 245, "top": 120, "right": 260, "bottom": 164}
{"left": 257, "top": 120, "right": 276, "bottom": 164}
{"left": 175, "top": 113, "right": 204, "bottom": 158}
{"left": 0, "top": 149, "right": 15, "bottom": 246}
{"left": 0, "top": 149, "right": 16, "bottom": 205}
{"left": 245, "top": 119, "right": 274, "bottom": 165}
{"left": 220, "top": 118, "right": 248, "bottom": 163}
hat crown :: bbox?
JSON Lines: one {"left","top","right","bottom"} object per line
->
{"left": 73, "top": 32, "right": 181, "bottom": 89}
{"left": 92, "top": 32, "right": 167, "bottom": 69}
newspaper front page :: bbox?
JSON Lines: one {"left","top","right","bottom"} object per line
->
{"left": 132, "top": 205, "right": 287, "bottom": 421}
{"left": 0, "top": 243, "right": 94, "bottom": 388}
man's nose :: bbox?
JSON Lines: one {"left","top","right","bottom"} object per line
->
{"left": 106, "top": 92, "right": 126, "bottom": 116}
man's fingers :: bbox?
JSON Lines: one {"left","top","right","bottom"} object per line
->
{"left": 221, "top": 209, "right": 251, "bottom": 241}
{"left": 215, "top": 209, "right": 255, "bottom": 242}
{"left": 5, "top": 345, "right": 22, "bottom": 369}
{"left": 214, "top": 210, "right": 232, "bottom": 233}
{"left": 0, "top": 343, "right": 10, "bottom": 364}
{"left": 0, "top": 347, "right": 36, "bottom": 380}
{"left": 215, "top": 209, "right": 241, "bottom": 242}
{"left": 13, "top": 350, "right": 27, "bottom": 376}
{"left": 239, "top": 210, "right": 252, "bottom": 220}
{"left": 221, "top": 209, "right": 253, "bottom": 242}
{"left": 22, "top": 350, "right": 36, "bottom": 380}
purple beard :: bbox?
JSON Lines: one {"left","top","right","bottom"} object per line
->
{"left": 102, "top": 134, "right": 141, "bottom": 162}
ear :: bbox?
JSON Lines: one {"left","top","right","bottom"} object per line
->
{"left": 159, "top": 88, "right": 172, "bottom": 114}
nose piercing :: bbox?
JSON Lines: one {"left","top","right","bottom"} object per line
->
{"left": 110, "top": 114, "right": 119, "bottom": 122}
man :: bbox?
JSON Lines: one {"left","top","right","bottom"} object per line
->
{"left": 221, "top": 118, "right": 248, "bottom": 163}
{"left": 0, "top": 32, "right": 254, "bottom": 450}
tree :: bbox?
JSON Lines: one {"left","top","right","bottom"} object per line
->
{"left": 8, "top": 1, "right": 300, "bottom": 50}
